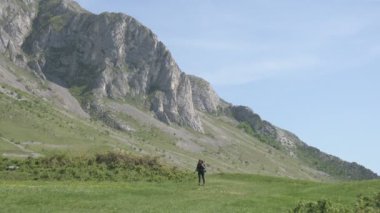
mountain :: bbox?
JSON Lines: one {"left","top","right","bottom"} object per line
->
{"left": 0, "top": 0, "right": 377, "bottom": 180}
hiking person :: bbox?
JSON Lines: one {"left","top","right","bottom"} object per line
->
{"left": 195, "top": 159, "right": 206, "bottom": 185}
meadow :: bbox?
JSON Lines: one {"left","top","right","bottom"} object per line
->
{"left": 1, "top": 173, "right": 380, "bottom": 212}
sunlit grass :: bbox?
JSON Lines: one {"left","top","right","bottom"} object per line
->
{"left": 0, "top": 174, "right": 379, "bottom": 212}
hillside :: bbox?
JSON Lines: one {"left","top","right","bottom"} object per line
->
{"left": 0, "top": 0, "right": 377, "bottom": 180}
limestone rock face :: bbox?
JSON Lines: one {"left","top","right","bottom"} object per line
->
{"left": 19, "top": 0, "right": 203, "bottom": 131}
{"left": 188, "top": 75, "right": 220, "bottom": 113}
{"left": 0, "top": 0, "right": 37, "bottom": 64}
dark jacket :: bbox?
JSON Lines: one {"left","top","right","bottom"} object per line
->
{"left": 196, "top": 162, "right": 206, "bottom": 173}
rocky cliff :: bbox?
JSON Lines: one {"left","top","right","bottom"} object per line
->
{"left": 0, "top": 0, "right": 37, "bottom": 65}
{"left": 188, "top": 75, "right": 220, "bottom": 113}
{"left": 17, "top": 0, "right": 204, "bottom": 131}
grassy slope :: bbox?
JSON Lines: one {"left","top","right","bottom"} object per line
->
{"left": 0, "top": 85, "right": 121, "bottom": 156}
{"left": 0, "top": 83, "right": 331, "bottom": 180}
{"left": 0, "top": 174, "right": 379, "bottom": 212}
{"left": 106, "top": 99, "right": 331, "bottom": 180}
{"left": 0, "top": 54, "right": 346, "bottom": 180}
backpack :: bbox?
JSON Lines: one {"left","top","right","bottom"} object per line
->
{"left": 201, "top": 163, "right": 206, "bottom": 172}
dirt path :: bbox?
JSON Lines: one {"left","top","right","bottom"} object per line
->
{"left": 0, "top": 137, "right": 43, "bottom": 158}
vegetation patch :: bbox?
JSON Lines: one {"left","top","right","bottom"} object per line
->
{"left": 237, "top": 121, "right": 281, "bottom": 149}
{"left": 237, "top": 121, "right": 255, "bottom": 136}
{"left": 48, "top": 15, "right": 67, "bottom": 31}
{"left": 69, "top": 85, "right": 94, "bottom": 105}
{"left": 291, "top": 193, "right": 380, "bottom": 212}
{"left": 296, "top": 145, "right": 377, "bottom": 180}
{"left": 37, "top": 0, "right": 70, "bottom": 31}
{"left": 0, "top": 152, "right": 189, "bottom": 182}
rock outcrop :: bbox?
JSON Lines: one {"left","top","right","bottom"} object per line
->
{"left": 231, "top": 105, "right": 277, "bottom": 138}
{"left": 19, "top": 0, "right": 204, "bottom": 131}
{"left": 188, "top": 75, "right": 220, "bottom": 113}
{"left": 0, "top": 0, "right": 37, "bottom": 65}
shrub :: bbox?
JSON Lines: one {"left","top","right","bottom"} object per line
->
{"left": 237, "top": 121, "right": 281, "bottom": 149}
{"left": 0, "top": 152, "right": 190, "bottom": 182}
{"left": 355, "top": 193, "right": 380, "bottom": 212}
{"left": 291, "top": 200, "right": 349, "bottom": 213}
{"left": 291, "top": 193, "right": 380, "bottom": 213}
{"left": 237, "top": 122, "right": 255, "bottom": 135}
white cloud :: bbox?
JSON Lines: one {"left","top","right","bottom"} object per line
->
{"left": 317, "top": 16, "right": 373, "bottom": 39}
{"left": 167, "top": 38, "right": 251, "bottom": 52}
{"left": 203, "top": 56, "right": 320, "bottom": 86}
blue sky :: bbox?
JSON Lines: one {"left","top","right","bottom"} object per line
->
{"left": 76, "top": 0, "right": 380, "bottom": 174}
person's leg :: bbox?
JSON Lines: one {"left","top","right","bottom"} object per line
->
{"left": 201, "top": 172, "right": 205, "bottom": 185}
{"left": 198, "top": 172, "right": 201, "bottom": 185}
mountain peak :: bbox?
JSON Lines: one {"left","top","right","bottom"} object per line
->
{"left": 40, "top": 0, "right": 89, "bottom": 14}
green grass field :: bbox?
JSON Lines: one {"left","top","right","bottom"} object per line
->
{"left": 1, "top": 174, "right": 380, "bottom": 212}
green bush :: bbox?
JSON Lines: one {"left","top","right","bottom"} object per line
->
{"left": 291, "top": 200, "right": 349, "bottom": 213}
{"left": 237, "top": 122, "right": 255, "bottom": 136}
{"left": 0, "top": 152, "right": 190, "bottom": 182}
{"left": 355, "top": 193, "right": 380, "bottom": 212}
{"left": 291, "top": 193, "right": 380, "bottom": 213}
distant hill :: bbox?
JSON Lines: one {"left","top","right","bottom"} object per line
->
{"left": 0, "top": 0, "right": 377, "bottom": 180}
